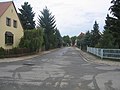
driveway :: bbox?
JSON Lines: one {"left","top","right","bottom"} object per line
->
{"left": 0, "top": 47, "right": 120, "bottom": 90}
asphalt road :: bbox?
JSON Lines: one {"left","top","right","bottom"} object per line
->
{"left": 0, "top": 47, "right": 120, "bottom": 90}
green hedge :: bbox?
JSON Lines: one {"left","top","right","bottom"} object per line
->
{"left": 19, "top": 28, "right": 44, "bottom": 52}
{"left": 0, "top": 47, "right": 5, "bottom": 58}
{"left": 0, "top": 47, "right": 32, "bottom": 58}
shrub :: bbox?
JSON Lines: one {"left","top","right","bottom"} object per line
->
{"left": 12, "top": 47, "right": 19, "bottom": 54}
{"left": 0, "top": 47, "right": 5, "bottom": 58}
{"left": 19, "top": 28, "right": 44, "bottom": 52}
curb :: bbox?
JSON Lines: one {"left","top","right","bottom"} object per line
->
{"left": 76, "top": 47, "right": 120, "bottom": 66}
{"left": 0, "top": 48, "right": 60, "bottom": 63}
{"left": 75, "top": 48, "right": 92, "bottom": 63}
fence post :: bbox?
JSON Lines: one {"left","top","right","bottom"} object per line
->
{"left": 101, "top": 49, "right": 103, "bottom": 59}
{"left": 87, "top": 46, "right": 88, "bottom": 52}
{"left": 96, "top": 48, "right": 98, "bottom": 56}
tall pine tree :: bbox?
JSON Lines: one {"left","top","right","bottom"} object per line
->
{"left": 54, "top": 29, "right": 63, "bottom": 48}
{"left": 106, "top": 0, "right": 120, "bottom": 48}
{"left": 99, "top": 29, "right": 115, "bottom": 48}
{"left": 90, "top": 21, "right": 101, "bottom": 47}
{"left": 38, "top": 7, "right": 56, "bottom": 50}
{"left": 18, "top": 2, "right": 35, "bottom": 30}
{"left": 98, "top": 14, "right": 115, "bottom": 48}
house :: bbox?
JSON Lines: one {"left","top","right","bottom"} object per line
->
{"left": 0, "top": 1, "right": 24, "bottom": 49}
{"left": 79, "top": 32, "right": 85, "bottom": 37}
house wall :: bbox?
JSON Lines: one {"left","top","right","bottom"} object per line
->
{"left": 0, "top": 3, "right": 24, "bottom": 49}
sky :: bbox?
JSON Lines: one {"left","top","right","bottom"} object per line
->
{"left": 1, "top": 0, "right": 111, "bottom": 36}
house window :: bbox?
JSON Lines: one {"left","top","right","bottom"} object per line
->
{"left": 13, "top": 20, "right": 17, "bottom": 28}
{"left": 6, "top": 17, "right": 11, "bottom": 26}
{"left": 5, "top": 31, "right": 13, "bottom": 45}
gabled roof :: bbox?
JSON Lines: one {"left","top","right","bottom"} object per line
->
{"left": 79, "top": 32, "right": 85, "bottom": 37}
{"left": 0, "top": 1, "right": 12, "bottom": 17}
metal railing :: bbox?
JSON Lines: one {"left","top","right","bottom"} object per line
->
{"left": 87, "top": 47, "right": 120, "bottom": 59}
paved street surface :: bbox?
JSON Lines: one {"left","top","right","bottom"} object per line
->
{"left": 0, "top": 47, "right": 120, "bottom": 90}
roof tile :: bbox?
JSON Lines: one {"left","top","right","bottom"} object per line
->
{"left": 0, "top": 1, "right": 12, "bottom": 17}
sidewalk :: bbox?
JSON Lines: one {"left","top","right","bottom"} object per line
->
{"left": 0, "top": 49, "right": 57, "bottom": 63}
{"left": 76, "top": 48, "right": 120, "bottom": 66}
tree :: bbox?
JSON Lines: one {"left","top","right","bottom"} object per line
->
{"left": 38, "top": 7, "right": 56, "bottom": 50}
{"left": 54, "top": 29, "right": 63, "bottom": 48}
{"left": 71, "top": 36, "right": 77, "bottom": 46}
{"left": 83, "top": 31, "right": 91, "bottom": 47}
{"left": 19, "top": 28, "right": 44, "bottom": 52}
{"left": 104, "top": 0, "right": 120, "bottom": 48}
{"left": 77, "top": 31, "right": 95, "bottom": 50}
{"left": 98, "top": 29, "right": 115, "bottom": 48}
{"left": 63, "top": 35, "right": 71, "bottom": 46}
{"left": 90, "top": 21, "right": 101, "bottom": 47}
{"left": 18, "top": 2, "right": 35, "bottom": 30}
{"left": 97, "top": 15, "right": 115, "bottom": 48}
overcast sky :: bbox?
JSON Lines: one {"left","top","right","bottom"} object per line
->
{"left": 1, "top": 0, "right": 111, "bottom": 36}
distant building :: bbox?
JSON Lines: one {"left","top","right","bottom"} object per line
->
{"left": 74, "top": 39, "right": 77, "bottom": 46}
{"left": 79, "top": 32, "right": 85, "bottom": 37}
{"left": 0, "top": 1, "right": 24, "bottom": 49}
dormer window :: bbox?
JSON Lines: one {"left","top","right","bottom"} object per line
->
{"left": 6, "top": 17, "right": 11, "bottom": 26}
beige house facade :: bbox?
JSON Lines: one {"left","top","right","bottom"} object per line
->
{"left": 0, "top": 1, "right": 24, "bottom": 49}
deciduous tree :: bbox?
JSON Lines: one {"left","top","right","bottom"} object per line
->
{"left": 63, "top": 35, "right": 71, "bottom": 46}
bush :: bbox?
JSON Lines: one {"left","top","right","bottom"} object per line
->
{"left": 0, "top": 47, "right": 5, "bottom": 58}
{"left": 12, "top": 47, "right": 19, "bottom": 54}
{"left": 19, "top": 28, "right": 44, "bottom": 52}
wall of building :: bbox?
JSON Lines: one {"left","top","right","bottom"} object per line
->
{"left": 0, "top": 3, "right": 24, "bottom": 49}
